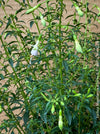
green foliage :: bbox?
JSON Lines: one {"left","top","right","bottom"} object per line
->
{"left": 0, "top": 0, "right": 100, "bottom": 133}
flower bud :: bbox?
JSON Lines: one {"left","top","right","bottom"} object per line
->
{"left": 73, "top": 34, "right": 83, "bottom": 53}
{"left": 58, "top": 109, "right": 63, "bottom": 131}
{"left": 60, "top": 101, "right": 64, "bottom": 106}
{"left": 51, "top": 104, "right": 55, "bottom": 114}
{"left": 26, "top": 3, "right": 41, "bottom": 14}
{"left": 39, "top": 12, "right": 46, "bottom": 27}
{"left": 96, "top": 6, "right": 100, "bottom": 16}
{"left": 75, "top": 40, "right": 83, "bottom": 53}
{"left": 74, "top": 3, "right": 84, "bottom": 17}
{"left": 41, "top": 18, "right": 46, "bottom": 27}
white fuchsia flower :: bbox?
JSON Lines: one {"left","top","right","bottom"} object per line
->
{"left": 30, "top": 40, "right": 39, "bottom": 64}
{"left": 31, "top": 40, "right": 39, "bottom": 56}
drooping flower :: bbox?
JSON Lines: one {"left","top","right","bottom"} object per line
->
{"left": 51, "top": 104, "right": 55, "bottom": 114}
{"left": 31, "top": 40, "right": 39, "bottom": 56}
{"left": 30, "top": 34, "right": 42, "bottom": 64}
{"left": 30, "top": 40, "right": 39, "bottom": 64}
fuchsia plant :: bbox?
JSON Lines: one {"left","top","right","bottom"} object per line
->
{"left": 0, "top": 0, "right": 100, "bottom": 133}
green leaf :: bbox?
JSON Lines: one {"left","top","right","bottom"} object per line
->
{"left": 7, "top": 47, "right": 11, "bottom": 55}
{"left": 51, "top": 104, "right": 55, "bottom": 114}
{"left": 65, "top": 14, "right": 74, "bottom": 19}
{"left": 11, "top": 131, "right": 14, "bottom": 134}
{"left": 11, "top": 106, "right": 22, "bottom": 111}
{"left": 40, "top": 111, "right": 47, "bottom": 124}
{"left": 6, "top": 5, "right": 13, "bottom": 10}
{"left": 0, "top": 20, "right": 3, "bottom": 27}
{"left": 8, "top": 58, "right": 13, "bottom": 67}
{"left": 5, "top": 17, "right": 11, "bottom": 29}
{"left": 4, "top": 31, "right": 15, "bottom": 39}
{"left": 23, "top": 109, "right": 29, "bottom": 126}
{"left": 30, "top": 21, "right": 34, "bottom": 28}
{"left": 92, "top": 110, "right": 97, "bottom": 125}
{"left": 23, "top": 0, "right": 25, "bottom": 3}
{"left": 0, "top": 74, "right": 4, "bottom": 80}
{"left": 85, "top": 106, "right": 91, "bottom": 113}
{"left": 74, "top": 93, "right": 81, "bottom": 97}
{"left": 65, "top": 107, "right": 72, "bottom": 125}
{"left": 0, "top": 105, "right": 2, "bottom": 113}
{"left": 63, "top": 60, "right": 68, "bottom": 73}
{"left": 16, "top": 7, "right": 24, "bottom": 14}
{"left": 87, "top": 94, "right": 93, "bottom": 98}
{"left": 45, "top": 101, "right": 51, "bottom": 114}
{"left": 41, "top": 92, "right": 49, "bottom": 101}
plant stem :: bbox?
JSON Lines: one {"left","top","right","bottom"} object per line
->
{"left": 1, "top": 4, "right": 8, "bottom": 17}
{"left": 59, "top": 0, "right": 63, "bottom": 86}
{"left": 83, "top": 0, "right": 88, "bottom": 67}
{"left": 26, "top": 0, "right": 40, "bottom": 34}
{"left": 96, "top": 41, "right": 100, "bottom": 119}
{"left": 0, "top": 37, "right": 34, "bottom": 116}
{"left": 45, "top": 1, "right": 52, "bottom": 78}
{"left": 78, "top": 99, "right": 83, "bottom": 134}
{"left": 78, "top": 109, "right": 81, "bottom": 134}
{"left": 2, "top": 107, "right": 25, "bottom": 134}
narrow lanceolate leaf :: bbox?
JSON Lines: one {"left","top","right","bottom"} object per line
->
{"left": 26, "top": 3, "right": 41, "bottom": 14}
{"left": 41, "top": 92, "right": 49, "bottom": 102}
{"left": 8, "top": 58, "right": 13, "bottom": 67}
{"left": 74, "top": 93, "right": 81, "bottom": 97}
{"left": 58, "top": 109, "right": 63, "bottom": 131}
{"left": 0, "top": 21, "right": 3, "bottom": 27}
{"left": 30, "top": 21, "right": 34, "bottom": 28}
{"left": 73, "top": 34, "right": 83, "bottom": 53}
{"left": 87, "top": 94, "right": 93, "bottom": 98}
